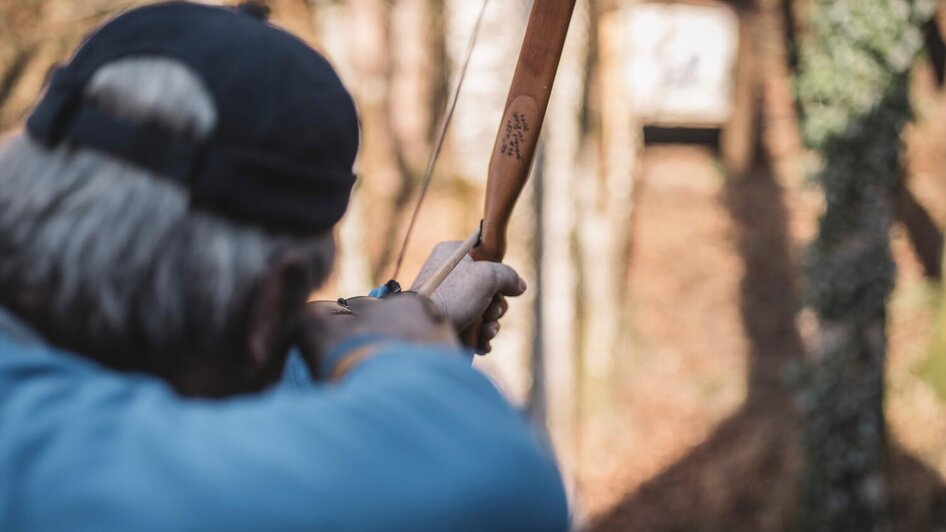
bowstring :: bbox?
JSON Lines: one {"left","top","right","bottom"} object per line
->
{"left": 390, "top": 0, "right": 490, "bottom": 281}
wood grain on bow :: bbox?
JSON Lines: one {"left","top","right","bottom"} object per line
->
{"left": 464, "top": 0, "right": 577, "bottom": 348}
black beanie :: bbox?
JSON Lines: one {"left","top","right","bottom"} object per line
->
{"left": 26, "top": 1, "right": 359, "bottom": 235}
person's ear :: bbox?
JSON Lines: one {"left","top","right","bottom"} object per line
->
{"left": 244, "top": 250, "right": 312, "bottom": 377}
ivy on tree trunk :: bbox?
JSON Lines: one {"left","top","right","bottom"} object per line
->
{"left": 795, "top": 0, "right": 932, "bottom": 530}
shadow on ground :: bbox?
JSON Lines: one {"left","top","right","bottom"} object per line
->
{"left": 590, "top": 157, "right": 946, "bottom": 531}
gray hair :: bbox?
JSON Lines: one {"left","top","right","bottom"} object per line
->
{"left": 0, "top": 57, "right": 333, "bottom": 371}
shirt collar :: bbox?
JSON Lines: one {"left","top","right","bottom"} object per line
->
{"left": 0, "top": 305, "right": 42, "bottom": 346}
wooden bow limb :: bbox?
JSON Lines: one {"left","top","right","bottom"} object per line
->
{"left": 463, "top": 0, "right": 578, "bottom": 349}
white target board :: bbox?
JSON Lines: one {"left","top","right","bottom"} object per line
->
{"left": 625, "top": 2, "right": 740, "bottom": 127}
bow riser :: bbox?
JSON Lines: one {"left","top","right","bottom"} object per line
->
{"left": 462, "top": 1, "right": 577, "bottom": 349}
{"left": 471, "top": 0, "right": 578, "bottom": 264}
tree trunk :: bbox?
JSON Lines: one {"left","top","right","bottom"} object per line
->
{"left": 535, "top": 0, "right": 595, "bottom": 492}
{"left": 795, "top": 0, "right": 931, "bottom": 530}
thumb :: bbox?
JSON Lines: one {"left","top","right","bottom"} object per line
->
{"left": 479, "top": 262, "right": 527, "bottom": 297}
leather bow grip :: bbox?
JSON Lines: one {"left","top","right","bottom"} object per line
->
{"left": 464, "top": 0, "right": 577, "bottom": 351}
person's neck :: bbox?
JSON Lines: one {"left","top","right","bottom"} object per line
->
{"left": 0, "top": 297, "right": 178, "bottom": 385}
{"left": 0, "top": 296, "right": 286, "bottom": 398}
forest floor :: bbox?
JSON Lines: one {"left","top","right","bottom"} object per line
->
{"left": 579, "top": 142, "right": 946, "bottom": 531}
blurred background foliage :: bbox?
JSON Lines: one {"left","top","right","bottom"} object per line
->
{"left": 4, "top": 0, "right": 946, "bottom": 529}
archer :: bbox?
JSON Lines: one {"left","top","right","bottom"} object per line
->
{"left": 0, "top": 3, "right": 568, "bottom": 530}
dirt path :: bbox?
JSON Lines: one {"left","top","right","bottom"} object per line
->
{"left": 582, "top": 145, "right": 946, "bottom": 531}
{"left": 574, "top": 145, "right": 798, "bottom": 530}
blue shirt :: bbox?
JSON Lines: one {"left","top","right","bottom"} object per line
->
{"left": 0, "top": 309, "right": 569, "bottom": 531}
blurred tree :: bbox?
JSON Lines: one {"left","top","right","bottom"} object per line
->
{"left": 0, "top": 0, "right": 44, "bottom": 125}
{"left": 795, "top": 0, "right": 933, "bottom": 530}
{"left": 924, "top": 7, "right": 946, "bottom": 86}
